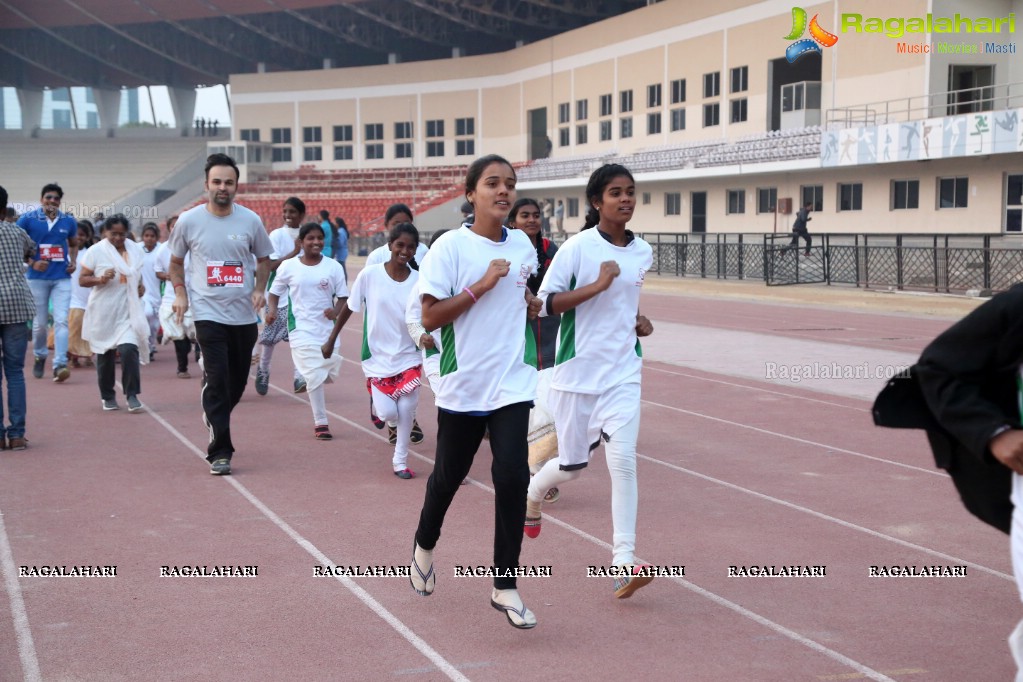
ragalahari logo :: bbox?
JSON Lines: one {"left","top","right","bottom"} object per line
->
{"left": 784, "top": 7, "right": 839, "bottom": 62}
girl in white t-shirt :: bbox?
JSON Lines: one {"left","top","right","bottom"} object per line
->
{"left": 267, "top": 222, "right": 348, "bottom": 440}
{"left": 139, "top": 223, "right": 163, "bottom": 361}
{"left": 408, "top": 154, "right": 542, "bottom": 630}
{"left": 323, "top": 222, "right": 423, "bottom": 478}
{"left": 68, "top": 220, "right": 95, "bottom": 368}
{"left": 257, "top": 197, "right": 307, "bottom": 395}
{"left": 524, "top": 163, "right": 656, "bottom": 600}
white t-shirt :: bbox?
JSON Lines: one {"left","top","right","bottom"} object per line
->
{"left": 405, "top": 279, "right": 441, "bottom": 376}
{"left": 266, "top": 225, "right": 302, "bottom": 302}
{"left": 154, "top": 247, "right": 191, "bottom": 308}
{"left": 347, "top": 264, "right": 422, "bottom": 378}
{"left": 365, "top": 242, "right": 429, "bottom": 268}
{"left": 167, "top": 203, "right": 273, "bottom": 325}
{"left": 417, "top": 225, "right": 538, "bottom": 412}
{"left": 537, "top": 227, "right": 653, "bottom": 395}
{"left": 70, "top": 246, "right": 90, "bottom": 310}
{"left": 140, "top": 242, "right": 164, "bottom": 309}
{"left": 269, "top": 256, "right": 348, "bottom": 349}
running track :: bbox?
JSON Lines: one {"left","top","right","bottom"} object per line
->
{"left": 0, "top": 278, "right": 1013, "bottom": 681}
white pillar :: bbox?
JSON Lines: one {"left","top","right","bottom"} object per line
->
{"left": 168, "top": 86, "right": 197, "bottom": 135}
{"left": 93, "top": 88, "right": 121, "bottom": 135}
{"left": 16, "top": 88, "right": 43, "bottom": 137}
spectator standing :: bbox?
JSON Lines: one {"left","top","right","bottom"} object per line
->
{"left": 0, "top": 186, "right": 38, "bottom": 450}
{"left": 17, "top": 183, "right": 78, "bottom": 383}
{"left": 555, "top": 199, "right": 565, "bottom": 238}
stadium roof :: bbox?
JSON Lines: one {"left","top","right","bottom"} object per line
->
{"left": 0, "top": 0, "right": 644, "bottom": 90}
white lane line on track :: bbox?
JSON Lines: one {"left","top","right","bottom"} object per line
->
{"left": 636, "top": 453, "right": 1013, "bottom": 582}
{"left": 644, "top": 364, "right": 869, "bottom": 411}
{"left": 640, "top": 398, "right": 945, "bottom": 477}
{"left": 262, "top": 382, "right": 895, "bottom": 680}
{"left": 0, "top": 509, "right": 42, "bottom": 681}
{"left": 141, "top": 406, "right": 470, "bottom": 682}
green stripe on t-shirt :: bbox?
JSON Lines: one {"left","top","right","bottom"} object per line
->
{"left": 523, "top": 321, "right": 537, "bottom": 368}
{"left": 439, "top": 322, "right": 457, "bottom": 375}
{"left": 635, "top": 338, "right": 642, "bottom": 357}
{"left": 361, "top": 309, "right": 371, "bottom": 361}
{"left": 555, "top": 275, "right": 577, "bottom": 365}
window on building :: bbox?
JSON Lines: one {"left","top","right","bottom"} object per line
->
{"left": 757, "top": 187, "right": 777, "bottom": 214}
{"left": 620, "top": 90, "right": 633, "bottom": 113}
{"left": 1007, "top": 174, "right": 1023, "bottom": 231}
{"left": 647, "top": 112, "right": 661, "bottom": 135}
{"left": 567, "top": 197, "right": 579, "bottom": 217}
{"left": 647, "top": 83, "right": 662, "bottom": 108}
{"left": 559, "top": 103, "right": 570, "bottom": 124}
{"left": 271, "top": 127, "right": 291, "bottom": 144}
{"left": 365, "top": 123, "right": 383, "bottom": 141}
{"left": 395, "top": 142, "right": 412, "bottom": 158}
{"left": 600, "top": 120, "right": 612, "bottom": 141}
{"left": 303, "top": 146, "right": 322, "bottom": 161}
{"left": 620, "top": 117, "right": 633, "bottom": 139}
{"left": 425, "top": 120, "right": 444, "bottom": 137}
{"left": 303, "top": 126, "right": 322, "bottom": 143}
{"left": 333, "top": 145, "right": 353, "bottom": 161}
{"left": 365, "top": 143, "right": 384, "bottom": 159}
{"left": 600, "top": 94, "right": 612, "bottom": 117}
{"left": 703, "top": 72, "right": 720, "bottom": 98}
{"left": 456, "top": 139, "right": 475, "bottom": 156}
{"left": 642, "top": 192, "right": 651, "bottom": 205}
{"left": 703, "top": 103, "right": 720, "bottom": 127}
{"left": 727, "top": 190, "right": 746, "bottom": 214}
{"left": 576, "top": 124, "right": 588, "bottom": 145}
{"left": 671, "top": 78, "right": 686, "bottom": 104}
{"left": 427, "top": 140, "right": 445, "bottom": 157}
{"left": 576, "top": 99, "right": 588, "bottom": 121}
{"left": 730, "top": 99, "right": 747, "bottom": 123}
{"left": 240, "top": 128, "right": 260, "bottom": 142}
{"left": 455, "top": 117, "right": 474, "bottom": 136}
{"left": 272, "top": 147, "right": 292, "bottom": 162}
{"left": 333, "top": 125, "right": 352, "bottom": 142}
{"left": 395, "top": 122, "right": 412, "bottom": 139}
{"left": 891, "top": 180, "right": 919, "bottom": 210}
{"left": 801, "top": 185, "right": 824, "bottom": 211}
{"left": 665, "top": 192, "right": 682, "bottom": 216}
{"left": 670, "top": 108, "right": 685, "bottom": 131}
{"left": 730, "top": 66, "right": 748, "bottom": 93}
{"left": 838, "top": 182, "right": 864, "bottom": 211}
{"left": 559, "top": 127, "right": 570, "bottom": 147}
{"left": 938, "top": 177, "right": 968, "bottom": 208}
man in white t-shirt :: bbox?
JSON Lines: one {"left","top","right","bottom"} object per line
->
{"left": 168, "top": 153, "right": 273, "bottom": 476}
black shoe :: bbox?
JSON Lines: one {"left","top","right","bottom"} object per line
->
{"left": 32, "top": 357, "right": 44, "bottom": 379}
{"left": 52, "top": 365, "right": 70, "bottom": 383}
{"left": 410, "top": 420, "right": 424, "bottom": 444}
{"left": 209, "top": 458, "right": 231, "bottom": 475}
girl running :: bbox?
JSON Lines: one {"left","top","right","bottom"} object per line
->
{"left": 524, "top": 163, "right": 656, "bottom": 600}
{"left": 409, "top": 154, "right": 541, "bottom": 629}
{"left": 266, "top": 222, "right": 347, "bottom": 440}
{"left": 139, "top": 222, "right": 163, "bottom": 360}
{"left": 256, "top": 197, "right": 308, "bottom": 396}
{"left": 155, "top": 215, "right": 195, "bottom": 378}
{"left": 68, "top": 220, "right": 95, "bottom": 369}
{"left": 323, "top": 222, "right": 423, "bottom": 478}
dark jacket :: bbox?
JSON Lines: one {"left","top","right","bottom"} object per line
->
{"left": 792, "top": 207, "right": 811, "bottom": 231}
{"left": 872, "top": 285, "right": 1023, "bottom": 534}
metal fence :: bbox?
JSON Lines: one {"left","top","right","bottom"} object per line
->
{"left": 639, "top": 232, "right": 1023, "bottom": 293}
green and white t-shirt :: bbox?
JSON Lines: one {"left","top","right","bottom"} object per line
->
{"left": 417, "top": 226, "right": 539, "bottom": 412}
{"left": 347, "top": 264, "right": 421, "bottom": 378}
{"left": 538, "top": 227, "right": 653, "bottom": 395}
{"left": 269, "top": 256, "right": 348, "bottom": 349}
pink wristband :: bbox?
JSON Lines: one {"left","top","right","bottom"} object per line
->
{"left": 463, "top": 287, "right": 478, "bottom": 303}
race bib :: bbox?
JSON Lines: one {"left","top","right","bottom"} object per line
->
{"left": 207, "top": 261, "right": 244, "bottom": 287}
{"left": 39, "top": 244, "right": 64, "bottom": 262}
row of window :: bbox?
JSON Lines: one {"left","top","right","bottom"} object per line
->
{"left": 661, "top": 178, "right": 971, "bottom": 218}
{"left": 240, "top": 118, "right": 475, "bottom": 145}
{"left": 268, "top": 139, "right": 478, "bottom": 163}
{"left": 556, "top": 66, "right": 748, "bottom": 124}
{"left": 556, "top": 99, "right": 746, "bottom": 146}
